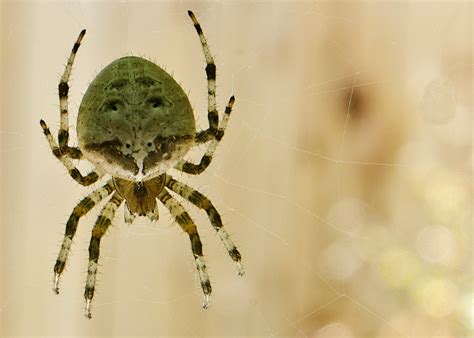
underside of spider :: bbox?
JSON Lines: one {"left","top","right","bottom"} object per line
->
{"left": 40, "top": 10, "right": 243, "bottom": 319}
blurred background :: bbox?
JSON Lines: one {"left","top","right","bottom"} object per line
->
{"left": 0, "top": 1, "right": 472, "bottom": 337}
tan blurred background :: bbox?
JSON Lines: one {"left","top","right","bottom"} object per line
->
{"left": 0, "top": 1, "right": 472, "bottom": 337}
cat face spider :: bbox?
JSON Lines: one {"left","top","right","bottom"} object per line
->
{"left": 40, "top": 10, "right": 244, "bottom": 319}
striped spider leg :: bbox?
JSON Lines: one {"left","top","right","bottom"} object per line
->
{"left": 164, "top": 174, "right": 244, "bottom": 276}
{"left": 175, "top": 11, "right": 236, "bottom": 175}
{"left": 157, "top": 189, "right": 212, "bottom": 308}
{"left": 52, "top": 180, "right": 115, "bottom": 295}
{"left": 40, "top": 29, "right": 101, "bottom": 186}
{"left": 84, "top": 192, "right": 124, "bottom": 318}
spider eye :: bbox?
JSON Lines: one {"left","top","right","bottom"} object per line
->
{"left": 147, "top": 142, "right": 153, "bottom": 147}
{"left": 125, "top": 143, "right": 131, "bottom": 149}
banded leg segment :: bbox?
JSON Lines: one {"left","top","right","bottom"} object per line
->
{"left": 58, "top": 29, "right": 86, "bottom": 149}
{"left": 157, "top": 188, "right": 212, "bottom": 308}
{"left": 164, "top": 174, "right": 244, "bottom": 275}
{"left": 188, "top": 10, "right": 218, "bottom": 131}
{"left": 84, "top": 192, "right": 124, "bottom": 319}
{"left": 175, "top": 96, "right": 235, "bottom": 175}
{"left": 40, "top": 119, "right": 100, "bottom": 186}
{"left": 61, "top": 146, "right": 83, "bottom": 159}
{"left": 53, "top": 180, "right": 115, "bottom": 294}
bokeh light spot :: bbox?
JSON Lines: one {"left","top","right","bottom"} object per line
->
{"left": 319, "top": 240, "right": 362, "bottom": 280}
{"left": 416, "top": 224, "right": 456, "bottom": 265}
{"left": 377, "top": 248, "right": 419, "bottom": 289}
{"left": 417, "top": 278, "right": 458, "bottom": 317}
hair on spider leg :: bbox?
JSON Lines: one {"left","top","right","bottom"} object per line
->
{"left": 51, "top": 234, "right": 75, "bottom": 289}
{"left": 186, "top": 252, "right": 213, "bottom": 306}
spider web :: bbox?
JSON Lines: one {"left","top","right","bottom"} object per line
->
{"left": 0, "top": 1, "right": 472, "bottom": 337}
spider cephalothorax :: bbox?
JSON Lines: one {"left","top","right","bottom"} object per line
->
{"left": 40, "top": 11, "right": 243, "bottom": 319}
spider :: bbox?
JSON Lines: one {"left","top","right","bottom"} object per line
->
{"left": 40, "top": 10, "right": 243, "bottom": 319}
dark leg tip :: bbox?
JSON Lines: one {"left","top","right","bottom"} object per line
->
{"left": 77, "top": 29, "right": 86, "bottom": 42}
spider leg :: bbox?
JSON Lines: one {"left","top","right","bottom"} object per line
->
{"left": 62, "top": 146, "right": 83, "bottom": 159}
{"left": 175, "top": 96, "right": 235, "bottom": 175}
{"left": 53, "top": 180, "right": 115, "bottom": 294}
{"left": 157, "top": 188, "right": 212, "bottom": 308}
{"left": 164, "top": 174, "right": 244, "bottom": 275}
{"left": 84, "top": 192, "right": 124, "bottom": 319}
{"left": 40, "top": 119, "right": 101, "bottom": 186}
{"left": 58, "top": 29, "right": 86, "bottom": 149}
{"left": 188, "top": 10, "right": 218, "bottom": 131}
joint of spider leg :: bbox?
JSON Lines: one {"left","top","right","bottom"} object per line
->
{"left": 58, "top": 81, "right": 69, "bottom": 98}
{"left": 65, "top": 147, "right": 83, "bottom": 159}
{"left": 208, "top": 110, "right": 219, "bottom": 130}
{"left": 51, "top": 147, "right": 62, "bottom": 158}
{"left": 215, "top": 129, "right": 225, "bottom": 141}
{"left": 69, "top": 168, "right": 82, "bottom": 181}
{"left": 53, "top": 145, "right": 81, "bottom": 159}
{"left": 205, "top": 63, "right": 216, "bottom": 81}
{"left": 58, "top": 129, "right": 69, "bottom": 148}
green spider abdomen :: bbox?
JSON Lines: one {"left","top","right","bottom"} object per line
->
{"left": 77, "top": 56, "right": 196, "bottom": 181}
